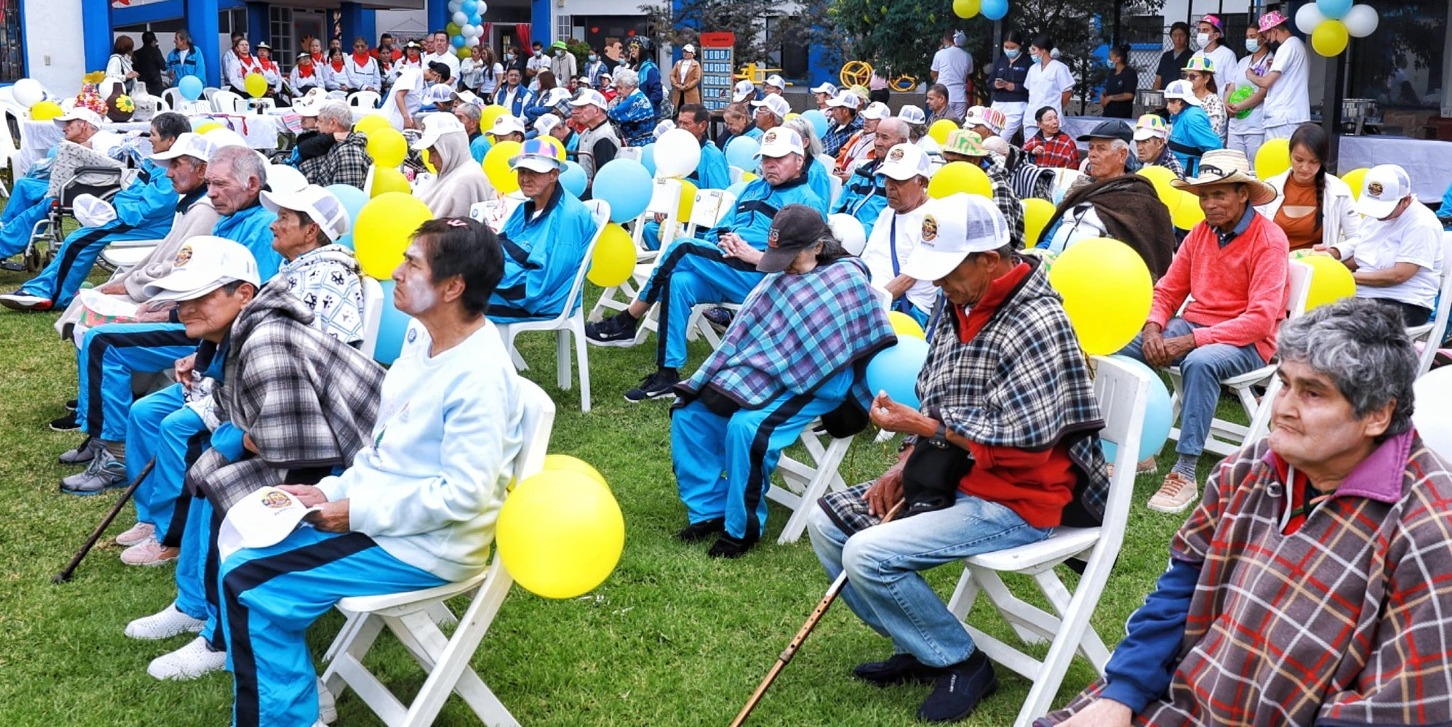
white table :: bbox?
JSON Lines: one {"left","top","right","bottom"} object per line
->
{"left": 17, "top": 113, "right": 287, "bottom": 177}
{"left": 1337, "top": 135, "right": 1452, "bottom": 201}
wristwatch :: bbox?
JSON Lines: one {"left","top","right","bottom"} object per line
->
{"left": 927, "top": 421, "right": 950, "bottom": 449}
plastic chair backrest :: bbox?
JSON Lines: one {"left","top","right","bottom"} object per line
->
{"left": 212, "top": 90, "right": 247, "bottom": 113}
{"left": 347, "top": 91, "right": 381, "bottom": 109}
{"left": 160, "top": 87, "right": 182, "bottom": 111}
{"left": 686, "top": 188, "right": 736, "bottom": 235}
{"left": 511, "top": 377, "right": 557, "bottom": 483}
{"left": 1417, "top": 234, "right": 1452, "bottom": 376}
{"left": 357, "top": 276, "right": 384, "bottom": 360}
{"left": 1089, "top": 355, "right": 1151, "bottom": 538}
{"left": 1285, "top": 260, "right": 1313, "bottom": 318}
{"left": 556, "top": 199, "right": 612, "bottom": 319}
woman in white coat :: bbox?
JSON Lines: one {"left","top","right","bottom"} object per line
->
{"left": 1257, "top": 123, "right": 1360, "bottom": 253}
{"left": 1023, "top": 33, "right": 1075, "bottom": 141}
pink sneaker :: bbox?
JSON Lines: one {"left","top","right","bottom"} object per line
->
{"left": 115, "top": 522, "right": 154, "bottom": 547}
{"left": 120, "top": 538, "right": 180, "bottom": 567}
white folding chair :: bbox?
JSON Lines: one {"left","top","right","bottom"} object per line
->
{"left": 357, "top": 276, "right": 385, "bottom": 360}
{"left": 767, "top": 425, "right": 855, "bottom": 544}
{"left": 347, "top": 91, "right": 382, "bottom": 109}
{"left": 827, "top": 173, "right": 844, "bottom": 209}
{"left": 320, "top": 377, "right": 556, "bottom": 727}
{"left": 652, "top": 188, "right": 740, "bottom": 346}
{"left": 468, "top": 197, "right": 522, "bottom": 234}
{"left": 494, "top": 199, "right": 611, "bottom": 413}
{"left": 728, "top": 166, "right": 746, "bottom": 185}
{"left": 628, "top": 177, "right": 682, "bottom": 249}
{"left": 159, "top": 87, "right": 182, "bottom": 111}
{"left": 587, "top": 181, "right": 685, "bottom": 337}
{"left": 211, "top": 90, "right": 248, "bottom": 114}
{"left": 945, "top": 355, "right": 1150, "bottom": 727}
{"left": 1409, "top": 234, "right": 1452, "bottom": 377}
{"left": 1167, "top": 260, "right": 1313, "bottom": 456}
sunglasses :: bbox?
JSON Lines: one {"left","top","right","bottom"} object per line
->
{"left": 1184, "top": 73, "right": 1204, "bottom": 80}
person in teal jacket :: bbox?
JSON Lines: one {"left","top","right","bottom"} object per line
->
{"left": 487, "top": 139, "right": 598, "bottom": 323}
{"left": 166, "top": 30, "right": 207, "bottom": 87}
{"left": 1164, "top": 80, "right": 1222, "bottom": 176}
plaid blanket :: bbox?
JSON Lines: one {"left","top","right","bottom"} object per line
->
{"left": 188, "top": 282, "right": 385, "bottom": 511}
{"left": 677, "top": 257, "right": 896, "bottom": 411}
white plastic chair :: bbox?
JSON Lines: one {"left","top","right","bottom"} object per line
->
{"left": 468, "top": 197, "right": 522, "bottom": 234}
{"left": 587, "top": 181, "right": 689, "bottom": 338}
{"left": 347, "top": 91, "right": 382, "bottom": 109}
{"left": 944, "top": 355, "right": 1150, "bottom": 727}
{"left": 159, "top": 87, "right": 182, "bottom": 111}
{"left": 629, "top": 177, "right": 682, "bottom": 250}
{"left": 98, "top": 238, "right": 162, "bottom": 272}
{"left": 320, "top": 377, "right": 555, "bottom": 727}
{"left": 494, "top": 199, "right": 611, "bottom": 413}
{"left": 767, "top": 426, "right": 855, "bottom": 544}
{"left": 211, "top": 90, "right": 248, "bottom": 114}
{"left": 357, "top": 276, "right": 384, "bottom": 360}
{"left": 1165, "top": 260, "right": 1312, "bottom": 456}
{"left": 1408, "top": 234, "right": 1452, "bottom": 377}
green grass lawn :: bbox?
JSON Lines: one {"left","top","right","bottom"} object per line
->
{"left": 0, "top": 231, "right": 1244, "bottom": 725}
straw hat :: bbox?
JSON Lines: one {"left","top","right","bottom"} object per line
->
{"left": 1170, "top": 149, "right": 1278, "bottom": 206}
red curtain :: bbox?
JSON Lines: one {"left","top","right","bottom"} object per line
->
{"left": 514, "top": 23, "right": 531, "bottom": 52}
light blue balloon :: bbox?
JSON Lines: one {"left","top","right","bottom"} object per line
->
{"left": 639, "top": 143, "right": 657, "bottom": 177}
{"left": 982, "top": 0, "right": 1009, "bottom": 21}
{"left": 373, "top": 280, "right": 415, "bottom": 366}
{"left": 560, "top": 161, "right": 588, "bottom": 198}
{"left": 1100, "top": 355, "right": 1174, "bottom": 463}
{"left": 725, "top": 136, "right": 760, "bottom": 170}
{"left": 461, "top": 0, "right": 478, "bottom": 14}
{"left": 801, "top": 109, "right": 829, "bottom": 139}
{"left": 178, "top": 75, "right": 204, "bottom": 101}
{"left": 724, "top": 180, "right": 750, "bottom": 201}
{"left": 865, "top": 337, "right": 930, "bottom": 411}
{"left": 452, "top": 35, "right": 467, "bottom": 49}
{"left": 467, "top": 14, "right": 482, "bottom": 26}
{"left": 325, "top": 183, "right": 369, "bottom": 249}
{"left": 593, "top": 158, "right": 652, "bottom": 222}
{"left": 1316, "top": 0, "right": 1352, "bottom": 20}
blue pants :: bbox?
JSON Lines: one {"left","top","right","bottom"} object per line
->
{"left": 806, "top": 492, "right": 1051, "bottom": 667}
{"left": 219, "top": 528, "right": 446, "bottom": 727}
{"left": 641, "top": 220, "right": 664, "bottom": 251}
{"left": 128, "top": 384, "right": 208, "bottom": 546}
{"left": 76, "top": 322, "right": 195, "bottom": 441}
{"left": 18, "top": 221, "right": 153, "bottom": 307}
{"left": 640, "top": 239, "right": 763, "bottom": 370}
{"left": 175, "top": 492, "right": 214, "bottom": 625}
{"left": 0, "top": 176, "right": 52, "bottom": 258}
{"left": 1117, "top": 317, "right": 1266, "bottom": 458}
{"left": 670, "top": 375, "right": 849, "bottom": 541}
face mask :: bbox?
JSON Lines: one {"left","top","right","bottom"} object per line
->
{"left": 1196, "top": 32, "right": 1211, "bottom": 47}
{"left": 1107, "top": 59, "right": 1117, "bottom": 68}
{"left": 1267, "top": 40, "right": 1282, "bottom": 52}
{"left": 1004, "top": 48, "right": 1020, "bottom": 59}
{"left": 588, "top": 55, "right": 597, "bottom": 62}
{"left": 1245, "top": 39, "right": 1260, "bottom": 53}
{"left": 554, "top": 49, "right": 564, "bottom": 57}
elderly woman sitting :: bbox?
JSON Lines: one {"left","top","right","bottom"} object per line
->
{"left": 1042, "top": 297, "right": 1452, "bottom": 727}
{"left": 608, "top": 67, "right": 656, "bottom": 147}
{"left": 411, "top": 112, "right": 495, "bottom": 218}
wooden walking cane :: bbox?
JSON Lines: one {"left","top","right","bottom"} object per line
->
{"left": 54, "top": 457, "right": 157, "bottom": 584}
{"left": 729, "top": 499, "right": 906, "bottom": 726}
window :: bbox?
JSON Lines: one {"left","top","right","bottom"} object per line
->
{"left": 556, "top": 14, "right": 571, "bottom": 44}
{"left": 270, "top": 6, "right": 294, "bottom": 64}
{"left": 1, "top": 0, "right": 24, "bottom": 83}
{"left": 1346, "top": 0, "right": 1446, "bottom": 111}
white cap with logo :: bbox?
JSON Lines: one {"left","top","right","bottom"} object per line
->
{"left": 750, "top": 93, "right": 791, "bottom": 120}
{"left": 260, "top": 184, "right": 351, "bottom": 243}
{"left": 217, "top": 486, "right": 318, "bottom": 562}
{"left": 1355, "top": 164, "right": 1413, "bottom": 219}
{"left": 54, "top": 107, "right": 104, "bottom": 129}
{"left": 142, "top": 236, "right": 262, "bottom": 302}
{"left": 899, "top": 194, "right": 1010, "bottom": 282}
{"left": 878, "top": 143, "right": 931, "bottom": 181}
{"left": 569, "top": 89, "right": 609, "bottom": 110}
{"left": 151, "top": 132, "right": 216, "bottom": 167}
{"left": 732, "top": 79, "right": 757, "bottom": 102}
{"left": 826, "top": 91, "right": 862, "bottom": 111}
{"left": 412, "top": 112, "right": 467, "bottom": 150}
{"left": 764, "top": 74, "right": 786, "bottom": 90}
{"left": 488, "top": 114, "right": 526, "bottom": 137}
{"left": 860, "top": 101, "right": 891, "bottom": 121}
{"left": 756, "top": 127, "right": 805, "bottom": 159}
{"left": 898, "top": 105, "right": 927, "bottom": 125}
{"left": 809, "top": 81, "right": 838, "bottom": 96}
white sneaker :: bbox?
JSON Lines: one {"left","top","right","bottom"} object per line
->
{"left": 148, "top": 636, "right": 226, "bottom": 680}
{"left": 126, "top": 602, "right": 205, "bottom": 641}
{"left": 317, "top": 677, "right": 337, "bottom": 724}
{"left": 115, "top": 522, "right": 154, "bottom": 547}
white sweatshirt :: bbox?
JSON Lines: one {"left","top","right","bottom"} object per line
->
{"left": 317, "top": 320, "right": 523, "bottom": 582}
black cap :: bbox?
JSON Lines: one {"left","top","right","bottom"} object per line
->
{"left": 757, "top": 205, "right": 830, "bottom": 273}
{"left": 1076, "top": 120, "right": 1134, "bottom": 144}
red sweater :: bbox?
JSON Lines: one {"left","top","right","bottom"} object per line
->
{"left": 1148, "top": 211, "right": 1289, "bottom": 363}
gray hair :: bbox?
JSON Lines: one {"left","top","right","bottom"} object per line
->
{"left": 316, "top": 101, "right": 352, "bottom": 129}
{"left": 784, "top": 116, "right": 824, "bottom": 157}
{"left": 454, "top": 102, "right": 481, "bottom": 125}
{"left": 1105, "top": 137, "right": 1142, "bottom": 172}
{"left": 212, "top": 145, "right": 267, "bottom": 190}
{"left": 1277, "top": 298, "right": 1417, "bottom": 441}
{"left": 876, "top": 117, "right": 909, "bottom": 145}
{"left": 612, "top": 67, "right": 639, "bottom": 90}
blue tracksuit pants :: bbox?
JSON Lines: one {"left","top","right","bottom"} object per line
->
{"left": 128, "top": 384, "right": 209, "bottom": 546}
{"left": 218, "top": 528, "right": 446, "bottom": 727}
{"left": 640, "top": 239, "right": 763, "bottom": 370}
{"left": 0, "top": 176, "right": 52, "bottom": 258}
{"left": 670, "top": 371, "right": 851, "bottom": 541}
{"left": 18, "top": 221, "right": 155, "bottom": 307}
{"left": 76, "top": 322, "right": 195, "bottom": 441}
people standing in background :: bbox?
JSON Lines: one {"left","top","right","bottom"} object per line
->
{"left": 107, "top": 36, "right": 139, "bottom": 95}
{"left": 134, "top": 32, "right": 168, "bottom": 93}
{"left": 1099, "top": 44, "right": 1136, "bottom": 119}
{"left": 1246, "top": 10, "right": 1310, "bottom": 141}
{"left": 1183, "top": 56, "right": 1226, "bottom": 140}
{"left": 670, "top": 44, "right": 702, "bottom": 111}
{"left": 584, "top": 49, "right": 608, "bottom": 89}
{"left": 1154, "top": 22, "right": 1193, "bottom": 91}
{"left": 930, "top": 30, "right": 973, "bottom": 121}
{"left": 550, "top": 41, "right": 577, "bottom": 89}
{"left": 925, "top": 84, "right": 962, "bottom": 125}
{"left": 525, "top": 41, "right": 549, "bottom": 85}
{"left": 1226, "top": 25, "right": 1272, "bottom": 161}
{"left": 869, "top": 67, "right": 891, "bottom": 104}
{"left": 628, "top": 38, "right": 663, "bottom": 114}
{"left": 989, "top": 30, "right": 1034, "bottom": 143}
{"left": 166, "top": 30, "right": 205, "bottom": 88}
{"left": 1163, "top": 80, "right": 1222, "bottom": 175}
{"left": 424, "top": 30, "right": 461, "bottom": 89}
{"left": 372, "top": 33, "right": 401, "bottom": 75}
{"left": 475, "top": 47, "right": 503, "bottom": 98}
{"left": 1023, "top": 34, "right": 1075, "bottom": 141}
{"left": 1191, "top": 14, "right": 1238, "bottom": 101}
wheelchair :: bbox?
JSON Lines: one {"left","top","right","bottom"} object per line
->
{"left": 9, "top": 165, "right": 126, "bottom": 273}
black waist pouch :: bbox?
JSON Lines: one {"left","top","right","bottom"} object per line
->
{"left": 901, "top": 441, "right": 972, "bottom": 516}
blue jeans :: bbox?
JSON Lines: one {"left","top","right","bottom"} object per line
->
{"left": 1117, "top": 317, "right": 1266, "bottom": 458}
{"left": 806, "top": 492, "right": 1051, "bottom": 667}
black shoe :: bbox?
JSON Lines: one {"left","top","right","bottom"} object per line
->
{"left": 585, "top": 313, "right": 639, "bottom": 347}
{"left": 0, "top": 260, "right": 26, "bottom": 272}
{"left": 65, "top": 399, "right": 78, "bottom": 412}
{"left": 852, "top": 653, "right": 943, "bottom": 686}
{"left": 706, "top": 533, "right": 757, "bottom": 559}
{"left": 624, "top": 368, "right": 680, "bottom": 403}
{"left": 916, "top": 651, "right": 998, "bottom": 723}
{"left": 49, "top": 411, "right": 80, "bottom": 432}
{"left": 676, "top": 517, "right": 725, "bottom": 542}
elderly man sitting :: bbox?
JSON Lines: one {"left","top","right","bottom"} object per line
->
{"left": 808, "top": 193, "right": 1110, "bottom": 724}
{"left": 835, "top": 101, "right": 889, "bottom": 173}
{"left": 940, "top": 129, "right": 1025, "bottom": 248}
{"left": 1116, "top": 149, "right": 1288, "bottom": 513}
{"left": 298, "top": 101, "right": 371, "bottom": 189}
{"left": 585, "top": 128, "right": 828, "bottom": 402}
{"left": 1041, "top": 120, "right": 1175, "bottom": 278}
{"left": 859, "top": 143, "right": 938, "bottom": 325}
{"left": 1043, "top": 298, "right": 1452, "bottom": 727}
{"left": 0, "top": 112, "right": 189, "bottom": 312}
{"left": 1319, "top": 164, "right": 1445, "bottom": 326}
{"left": 0, "top": 108, "right": 123, "bottom": 264}
{"left": 822, "top": 90, "right": 865, "bottom": 158}
{"left": 1133, "top": 114, "right": 1183, "bottom": 177}
{"left": 453, "top": 102, "right": 491, "bottom": 163}
{"left": 486, "top": 139, "right": 597, "bottom": 322}
{"left": 832, "top": 117, "right": 905, "bottom": 238}
{"left": 671, "top": 205, "right": 895, "bottom": 558}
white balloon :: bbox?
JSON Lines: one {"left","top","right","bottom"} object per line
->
{"left": 1295, "top": 3, "right": 1327, "bottom": 34}
{"left": 466, "top": 36, "right": 480, "bottom": 47}
{"left": 447, "top": 0, "right": 462, "bottom": 12}
{"left": 829, "top": 213, "right": 867, "bottom": 256}
{"left": 452, "top": 10, "right": 468, "bottom": 26}
{"left": 12, "top": 78, "right": 44, "bottom": 107}
{"left": 476, "top": 1, "right": 488, "bottom": 14}
{"left": 464, "top": 24, "right": 481, "bottom": 38}
{"left": 1342, "top": 4, "right": 1379, "bottom": 38}
{"left": 1413, "top": 368, "right": 1452, "bottom": 460}
{"left": 653, "top": 128, "right": 702, "bottom": 179}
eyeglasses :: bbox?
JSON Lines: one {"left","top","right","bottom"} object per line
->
{"left": 1184, "top": 73, "right": 1203, "bottom": 80}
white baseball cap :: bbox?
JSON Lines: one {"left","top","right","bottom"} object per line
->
{"left": 260, "top": 184, "right": 351, "bottom": 242}
{"left": 732, "top": 79, "right": 757, "bottom": 102}
{"left": 809, "top": 81, "right": 838, "bottom": 96}
{"left": 878, "top": 143, "right": 931, "bottom": 181}
{"left": 764, "top": 74, "right": 786, "bottom": 90}
{"left": 756, "top": 127, "right": 805, "bottom": 158}
{"left": 540, "top": 87, "right": 572, "bottom": 107}
{"left": 860, "top": 101, "right": 891, "bottom": 121}
{"left": 534, "top": 113, "right": 562, "bottom": 136}
{"left": 826, "top": 91, "right": 862, "bottom": 111}
{"left": 266, "top": 164, "right": 309, "bottom": 195}
{"left": 751, "top": 94, "right": 791, "bottom": 120}
{"left": 54, "top": 107, "right": 104, "bottom": 129}
{"left": 488, "top": 114, "right": 526, "bottom": 138}
{"left": 293, "top": 99, "right": 323, "bottom": 118}
{"left": 1355, "top": 164, "right": 1413, "bottom": 219}
{"left": 898, "top": 105, "right": 927, "bottom": 125}
{"left": 569, "top": 89, "right": 608, "bottom": 110}
{"left": 73, "top": 194, "right": 118, "bottom": 228}
{"left": 217, "top": 486, "right": 317, "bottom": 562}
{"left": 900, "top": 194, "right": 1011, "bottom": 282}
{"left": 142, "top": 236, "right": 262, "bottom": 302}
{"left": 425, "top": 83, "right": 456, "bottom": 104}
{"left": 204, "top": 128, "right": 250, "bottom": 151}
{"left": 682, "top": 43, "right": 696, "bottom": 54}
{"left": 1163, "top": 79, "right": 1200, "bottom": 106}
{"left": 151, "top": 132, "right": 215, "bottom": 167}
{"left": 413, "top": 112, "right": 467, "bottom": 150}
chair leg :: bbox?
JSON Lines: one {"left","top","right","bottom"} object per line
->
{"left": 555, "top": 329, "right": 572, "bottom": 391}
{"left": 572, "top": 317, "right": 591, "bottom": 413}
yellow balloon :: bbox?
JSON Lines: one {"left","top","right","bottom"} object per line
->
{"left": 1340, "top": 167, "right": 1369, "bottom": 200}
{"left": 784, "top": 113, "right": 801, "bottom": 122}
{"left": 543, "top": 454, "right": 608, "bottom": 489}
{"left": 354, "top": 191, "right": 431, "bottom": 278}
{"left": 1255, "top": 138, "right": 1290, "bottom": 180}
{"left": 496, "top": 470, "right": 625, "bottom": 600}
{"left": 1170, "top": 190, "right": 1206, "bottom": 230}
{"left": 740, "top": 171, "right": 759, "bottom": 183}
{"left": 1022, "top": 197, "right": 1057, "bottom": 248}
{"left": 480, "top": 104, "right": 509, "bottom": 131}
{"left": 587, "top": 222, "right": 636, "bottom": 287}
{"left": 927, "top": 161, "right": 992, "bottom": 199}
{"left": 195, "top": 122, "right": 224, "bottom": 135}
{"left": 888, "top": 311, "right": 925, "bottom": 339}
{"left": 483, "top": 140, "right": 523, "bottom": 195}
{"left": 1311, "top": 19, "right": 1349, "bottom": 57}
{"left": 367, "top": 127, "right": 408, "bottom": 168}
{"left": 1297, "top": 253, "right": 1357, "bottom": 311}
{"left": 244, "top": 72, "right": 268, "bottom": 99}
{"left": 1047, "top": 237, "right": 1153, "bottom": 355}
{"left": 369, "top": 166, "right": 411, "bottom": 197}
{"left": 1136, "top": 164, "right": 1179, "bottom": 206}
{"left": 540, "top": 134, "right": 566, "bottom": 160}
{"left": 28, "top": 100, "right": 63, "bottom": 121}
{"left": 953, "top": 0, "right": 981, "bottom": 18}
{"left": 928, "top": 118, "right": 959, "bottom": 146}
{"left": 354, "top": 114, "right": 391, "bottom": 136}
{"left": 676, "top": 179, "right": 698, "bottom": 223}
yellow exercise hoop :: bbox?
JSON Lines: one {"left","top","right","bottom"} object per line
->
{"left": 839, "top": 60, "right": 873, "bottom": 88}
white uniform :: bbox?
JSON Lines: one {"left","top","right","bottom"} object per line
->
{"left": 1023, "top": 58, "right": 1075, "bottom": 140}
{"left": 1351, "top": 201, "right": 1444, "bottom": 311}
{"left": 1262, "top": 36, "right": 1310, "bottom": 140}
{"left": 861, "top": 204, "right": 938, "bottom": 314}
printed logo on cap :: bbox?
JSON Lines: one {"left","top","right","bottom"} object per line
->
{"left": 174, "top": 243, "right": 193, "bottom": 267}
{"left": 888, "top": 147, "right": 905, "bottom": 162}
{"left": 763, "top": 130, "right": 778, "bottom": 144}
{"left": 767, "top": 228, "right": 781, "bottom": 247}
{"left": 260, "top": 490, "right": 292, "bottom": 508}
{"left": 922, "top": 215, "right": 938, "bottom": 242}
{"left": 1368, "top": 182, "right": 1383, "bottom": 197}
